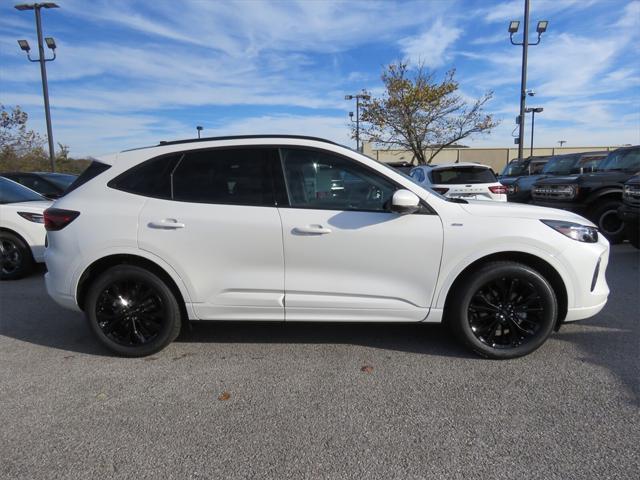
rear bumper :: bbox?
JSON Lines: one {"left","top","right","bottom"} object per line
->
{"left": 45, "top": 272, "right": 82, "bottom": 312}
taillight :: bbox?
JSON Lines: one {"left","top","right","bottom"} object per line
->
{"left": 44, "top": 208, "right": 80, "bottom": 231}
{"left": 489, "top": 185, "right": 508, "bottom": 194}
{"left": 432, "top": 187, "right": 449, "bottom": 195}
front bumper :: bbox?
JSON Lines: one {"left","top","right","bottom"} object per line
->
{"left": 531, "top": 199, "right": 588, "bottom": 215}
{"left": 618, "top": 204, "right": 639, "bottom": 224}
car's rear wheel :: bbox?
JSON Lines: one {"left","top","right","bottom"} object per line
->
{"left": 85, "top": 265, "right": 182, "bottom": 357}
{"left": 0, "top": 232, "right": 34, "bottom": 280}
{"left": 448, "top": 261, "right": 557, "bottom": 359}
{"left": 590, "top": 200, "right": 625, "bottom": 244}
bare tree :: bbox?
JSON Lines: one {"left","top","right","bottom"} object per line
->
{"left": 357, "top": 62, "right": 498, "bottom": 164}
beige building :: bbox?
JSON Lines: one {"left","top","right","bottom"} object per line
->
{"left": 362, "top": 142, "right": 625, "bottom": 172}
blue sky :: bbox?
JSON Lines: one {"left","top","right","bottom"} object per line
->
{"left": 1, "top": 0, "right": 638, "bottom": 157}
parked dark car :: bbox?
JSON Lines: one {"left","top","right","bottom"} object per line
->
{"left": 508, "top": 151, "right": 607, "bottom": 203}
{"left": 618, "top": 175, "right": 639, "bottom": 248}
{"left": 0, "top": 172, "right": 77, "bottom": 199}
{"left": 531, "top": 145, "right": 640, "bottom": 243}
{"left": 499, "top": 156, "right": 551, "bottom": 193}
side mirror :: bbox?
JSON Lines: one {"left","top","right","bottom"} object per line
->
{"left": 391, "top": 189, "right": 420, "bottom": 215}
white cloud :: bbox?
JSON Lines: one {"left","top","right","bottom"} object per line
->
{"left": 399, "top": 19, "right": 461, "bottom": 68}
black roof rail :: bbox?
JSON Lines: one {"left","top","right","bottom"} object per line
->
{"left": 121, "top": 134, "right": 339, "bottom": 152}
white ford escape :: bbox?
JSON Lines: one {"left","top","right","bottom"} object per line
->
{"left": 44, "top": 136, "right": 610, "bottom": 359}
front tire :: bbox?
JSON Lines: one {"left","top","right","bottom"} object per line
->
{"left": 447, "top": 261, "right": 557, "bottom": 359}
{"left": 0, "top": 232, "right": 34, "bottom": 280}
{"left": 590, "top": 200, "right": 625, "bottom": 244}
{"left": 85, "top": 265, "right": 182, "bottom": 357}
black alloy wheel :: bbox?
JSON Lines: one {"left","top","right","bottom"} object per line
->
{"left": 0, "top": 232, "right": 34, "bottom": 280}
{"left": 86, "top": 265, "right": 182, "bottom": 356}
{"left": 448, "top": 261, "right": 557, "bottom": 359}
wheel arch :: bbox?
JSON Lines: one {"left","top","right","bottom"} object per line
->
{"left": 584, "top": 188, "right": 622, "bottom": 207}
{"left": 76, "top": 254, "right": 192, "bottom": 325}
{"left": 441, "top": 251, "right": 568, "bottom": 329}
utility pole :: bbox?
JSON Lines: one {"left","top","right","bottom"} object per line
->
{"left": 525, "top": 107, "right": 543, "bottom": 157}
{"left": 15, "top": 2, "right": 59, "bottom": 172}
{"left": 509, "top": 1, "right": 548, "bottom": 160}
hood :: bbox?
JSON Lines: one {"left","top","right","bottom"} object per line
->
{"left": 460, "top": 199, "right": 593, "bottom": 225}
{"left": 6, "top": 200, "right": 53, "bottom": 212}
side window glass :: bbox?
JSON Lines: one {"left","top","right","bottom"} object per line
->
{"left": 280, "top": 148, "right": 396, "bottom": 212}
{"left": 172, "top": 148, "right": 275, "bottom": 206}
{"left": 109, "top": 154, "right": 181, "bottom": 199}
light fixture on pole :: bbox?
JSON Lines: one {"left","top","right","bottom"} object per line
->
{"left": 196, "top": 125, "right": 203, "bottom": 139}
{"left": 15, "top": 2, "right": 59, "bottom": 172}
{"left": 558, "top": 140, "right": 567, "bottom": 147}
{"left": 345, "top": 92, "right": 370, "bottom": 152}
{"left": 525, "top": 107, "right": 543, "bottom": 157}
{"left": 508, "top": 0, "right": 548, "bottom": 161}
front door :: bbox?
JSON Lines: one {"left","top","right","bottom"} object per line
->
{"left": 277, "top": 148, "right": 443, "bottom": 322}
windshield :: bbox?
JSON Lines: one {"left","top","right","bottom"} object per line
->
{"left": 0, "top": 176, "right": 46, "bottom": 204}
{"left": 431, "top": 166, "right": 497, "bottom": 184}
{"left": 40, "top": 173, "right": 77, "bottom": 189}
{"left": 501, "top": 161, "right": 527, "bottom": 177}
{"left": 542, "top": 156, "right": 579, "bottom": 174}
{"left": 598, "top": 149, "right": 640, "bottom": 172}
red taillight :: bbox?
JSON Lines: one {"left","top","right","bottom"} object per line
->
{"left": 489, "top": 185, "right": 508, "bottom": 194}
{"left": 44, "top": 208, "right": 80, "bottom": 231}
{"left": 432, "top": 187, "right": 449, "bottom": 195}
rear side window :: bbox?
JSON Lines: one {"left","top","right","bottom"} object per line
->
{"left": 172, "top": 149, "right": 275, "bottom": 206}
{"left": 66, "top": 161, "right": 112, "bottom": 195}
{"left": 109, "top": 154, "right": 181, "bottom": 199}
{"left": 0, "top": 176, "right": 45, "bottom": 203}
{"left": 430, "top": 167, "right": 497, "bottom": 184}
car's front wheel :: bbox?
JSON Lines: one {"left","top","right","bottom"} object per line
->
{"left": 448, "top": 261, "right": 557, "bottom": 359}
{"left": 591, "top": 200, "right": 625, "bottom": 244}
{"left": 85, "top": 265, "right": 182, "bottom": 357}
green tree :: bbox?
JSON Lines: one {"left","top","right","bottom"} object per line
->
{"left": 357, "top": 62, "right": 498, "bottom": 164}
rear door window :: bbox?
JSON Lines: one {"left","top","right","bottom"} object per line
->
{"left": 430, "top": 167, "right": 497, "bottom": 184}
{"left": 171, "top": 148, "right": 277, "bottom": 206}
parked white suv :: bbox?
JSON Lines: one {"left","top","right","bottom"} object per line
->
{"left": 409, "top": 163, "right": 507, "bottom": 201}
{"left": 44, "top": 136, "right": 609, "bottom": 359}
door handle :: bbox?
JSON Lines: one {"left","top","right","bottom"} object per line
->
{"left": 148, "top": 219, "right": 185, "bottom": 229}
{"left": 292, "top": 224, "right": 332, "bottom": 235}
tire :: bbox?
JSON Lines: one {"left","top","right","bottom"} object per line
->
{"left": 589, "top": 200, "right": 625, "bottom": 244}
{"left": 0, "top": 231, "right": 34, "bottom": 280}
{"left": 85, "top": 265, "right": 182, "bottom": 357}
{"left": 447, "top": 261, "right": 557, "bottom": 359}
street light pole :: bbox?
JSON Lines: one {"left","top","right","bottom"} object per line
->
{"left": 345, "top": 92, "right": 370, "bottom": 152}
{"left": 525, "top": 107, "right": 543, "bottom": 157}
{"left": 15, "top": 2, "right": 59, "bottom": 172}
{"left": 509, "top": 1, "right": 548, "bottom": 160}
{"left": 196, "top": 126, "right": 203, "bottom": 139}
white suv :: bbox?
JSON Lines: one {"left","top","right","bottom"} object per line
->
{"left": 44, "top": 136, "right": 610, "bottom": 359}
{"left": 409, "top": 163, "right": 507, "bottom": 201}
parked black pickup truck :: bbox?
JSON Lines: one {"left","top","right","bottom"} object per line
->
{"left": 619, "top": 175, "right": 639, "bottom": 248}
{"left": 531, "top": 145, "right": 640, "bottom": 243}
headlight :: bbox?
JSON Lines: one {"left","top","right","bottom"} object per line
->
{"left": 17, "top": 212, "right": 45, "bottom": 223}
{"left": 541, "top": 219, "right": 598, "bottom": 243}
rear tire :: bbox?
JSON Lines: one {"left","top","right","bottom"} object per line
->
{"left": 590, "top": 200, "right": 625, "bottom": 244}
{"left": 447, "top": 261, "right": 557, "bottom": 359}
{"left": 85, "top": 265, "right": 182, "bottom": 357}
{"left": 0, "top": 232, "right": 34, "bottom": 280}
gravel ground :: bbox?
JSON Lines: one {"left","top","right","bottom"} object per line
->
{"left": 1, "top": 244, "right": 638, "bottom": 480}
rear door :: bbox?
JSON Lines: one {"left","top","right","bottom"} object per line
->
{"left": 133, "top": 147, "right": 285, "bottom": 320}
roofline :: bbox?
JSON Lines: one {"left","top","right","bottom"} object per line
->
{"left": 121, "top": 134, "right": 340, "bottom": 152}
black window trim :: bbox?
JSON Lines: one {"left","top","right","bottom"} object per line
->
{"left": 276, "top": 146, "right": 435, "bottom": 215}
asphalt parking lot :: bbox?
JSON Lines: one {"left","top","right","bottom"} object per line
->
{"left": 1, "top": 245, "right": 638, "bottom": 480}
